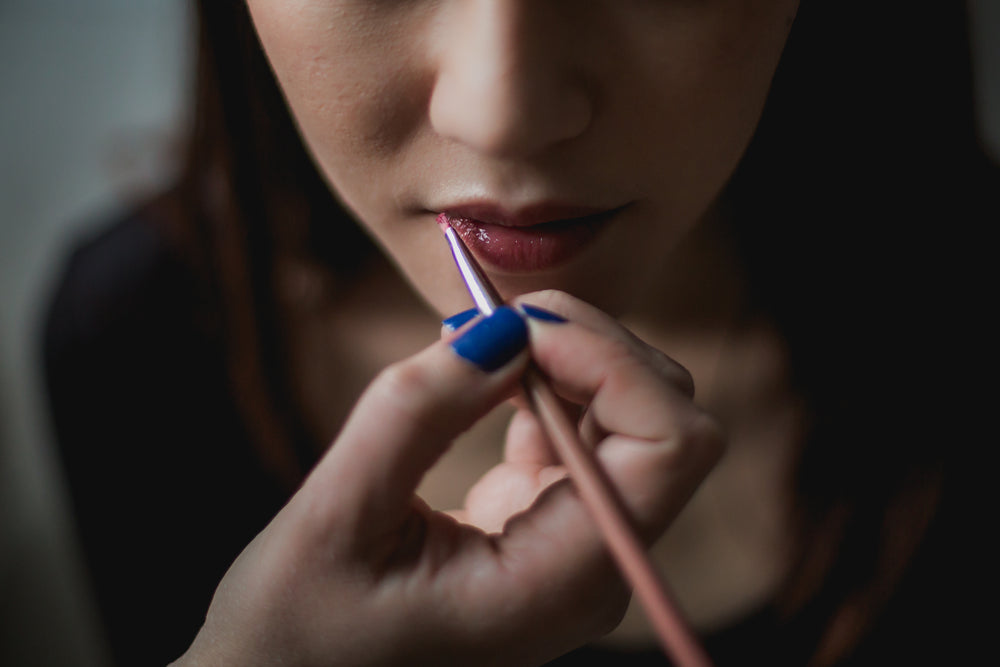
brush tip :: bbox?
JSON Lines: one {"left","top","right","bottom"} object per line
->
{"left": 435, "top": 212, "right": 452, "bottom": 234}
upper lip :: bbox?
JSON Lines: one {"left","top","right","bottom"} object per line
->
{"left": 438, "top": 201, "right": 623, "bottom": 228}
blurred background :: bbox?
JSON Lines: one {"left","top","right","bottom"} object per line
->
{"left": 0, "top": 2, "right": 997, "bottom": 665}
{"left": 1, "top": 2, "right": 191, "bottom": 665}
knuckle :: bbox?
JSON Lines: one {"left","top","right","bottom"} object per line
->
{"left": 682, "top": 411, "right": 727, "bottom": 469}
{"left": 521, "top": 288, "right": 575, "bottom": 313}
{"left": 368, "top": 358, "right": 455, "bottom": 442}
{"left": 604, "top": 343, "right": 676, "bottom": 397}
{"left": 668, "top": 359, "right": 696, "bottom": 397}
{"left": 604, "top": 336, "right": 642, "bottom": 369}
{"left": 596, "top": 329, "right": 695, "bottom": 400}
{"left": 641, "top": 346, "right": 695, "bottom": 397}
{"left": 598, "top": 348, "right": 648, "bottom": 397}
{"left": 368, "top": 362, "right": 436, "bottom": 426}
{"left": 374, "top": 359, "right": 434, "bottom": 403}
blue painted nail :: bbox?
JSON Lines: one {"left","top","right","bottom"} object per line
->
{"left": 520, "top": 304, "right": 568, "bottom": 323}
{"left": 450, "top": 306, "right": 528, "bottom": 371}
{"left": 442, "top": 308, "right": 479, "bottom": 331}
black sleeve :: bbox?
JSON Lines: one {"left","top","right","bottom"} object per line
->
{"left": 41, "top": 214, "right": 287, "bottom": 666}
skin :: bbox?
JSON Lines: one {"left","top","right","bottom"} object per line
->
{"left": 175, "top": 294, "right": 724, "bottom": 665}
{"left": 246, "top": 0, "right": 799, "bottom": 318}
{"left": 174, "top": 1, "right": 800, "bottom": 663}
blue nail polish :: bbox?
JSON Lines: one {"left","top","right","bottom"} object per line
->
{"left": 520, "top": 304, "right": 568, "bottom": 323}
{"left": 442, "top": 308, "right": 479, "bottom": 331}
{"left": 450, "top": 306, "right": 528, "bottom": 371}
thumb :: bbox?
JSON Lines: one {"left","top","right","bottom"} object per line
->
{"left": 302, "top": 306, "right": 530, "bottom": 535}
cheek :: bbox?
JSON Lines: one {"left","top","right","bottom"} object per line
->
{"left": 617, "top": 2, "right": 796, "bottom": 207}
{"left": 699, "top": 3, "right": 796, "bottom": 147}
{"left": 246, "top": 2, "right": 428, "bottom": 212}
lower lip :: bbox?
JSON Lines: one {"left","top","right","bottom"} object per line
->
{"left": 440, "top": 208, "right": 624, "bottom": 272}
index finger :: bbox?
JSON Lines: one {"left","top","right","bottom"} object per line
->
{"left": 514, "top": 290, "right": 695, "bottom": 398}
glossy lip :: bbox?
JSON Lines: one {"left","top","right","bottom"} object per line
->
{"left": 441, "top": 202, "right": 613, "bottom": 228}
{"left": 435, "top": 201, "right": 631, "bottom": 272}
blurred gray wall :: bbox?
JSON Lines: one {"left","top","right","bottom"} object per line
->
{"left": 0, "top": 2, "right": 997, "bottom": 666}
{"left": 1, "top": 2, "right": 192, "bottom": 666}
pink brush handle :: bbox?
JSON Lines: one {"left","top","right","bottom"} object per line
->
{"left": 522, "top": 368, "right": 713, "bottom": 667}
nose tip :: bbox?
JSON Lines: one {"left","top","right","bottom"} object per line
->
{"left": 430, "top": 70, "right": 592, "bottom": 158}
{"left": 427, "top": 5, "right": 594, "bottom": 159}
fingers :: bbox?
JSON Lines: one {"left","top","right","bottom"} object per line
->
{"left": 458, "top": 409, "right": 565, "bottom": 533}
{"left": 513, "top": 290, "right": 695, "bottom": 398}
{"left": 301, "top": 306, "right": 530, "bottom": 540}
{"left": 504, "top": 407, "right": 558, "bottom": 467}
{"left": 527, "top": 316, "right": 724, "bottom": 531}
{"left": 438, "top": 291, "right": 718, "bottom": 542}
{"left": 457, "top": 294, "right": 724, "bottom": 594}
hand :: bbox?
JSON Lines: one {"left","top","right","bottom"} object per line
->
{"left": 173, "top": 291, "right": 723, "bottom": 667}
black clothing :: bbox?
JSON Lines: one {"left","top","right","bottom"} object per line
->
{"left": 43, "top": 211, "right": 289, "bottom": 666}
{"left": 43, "top": 211, "right": 966, "bottom": 666}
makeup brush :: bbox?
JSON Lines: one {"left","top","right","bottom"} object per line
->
{"left": 437, "top": 214, "right": 713, "bottom": 667}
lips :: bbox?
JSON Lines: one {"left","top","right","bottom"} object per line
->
{"left": 437, "top": 203, "right": 628, "bottom": 272}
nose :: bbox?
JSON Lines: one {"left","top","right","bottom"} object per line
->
{"left": 428, "top": 2, "right": 594, "bottom": 159}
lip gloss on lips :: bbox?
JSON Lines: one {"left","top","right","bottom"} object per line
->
{"left": 438, "top": 204, "right": 626, "bottom": 273}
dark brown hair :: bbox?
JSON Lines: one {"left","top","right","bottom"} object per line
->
{"left": 169, "top": 0, "right": 378, "bottom": 487}
{"left": 169, "top": 1, "right": 991, "bottom": 663}
{"left": 728, "top": 3, "right": 990, "bottom": 662}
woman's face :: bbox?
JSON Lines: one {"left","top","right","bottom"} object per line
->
{"left": 246, "top": 0, "right": 798, "bottom": 317}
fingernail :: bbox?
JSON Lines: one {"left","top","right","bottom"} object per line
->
{"left": 450, "top": 306, "right": 528, "bottom": 371}
{"left": 519, "top": 304, "right": 567, "bottom": 324}
{"left": 442, "top": 308, "right": 479, "bottom": 332}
